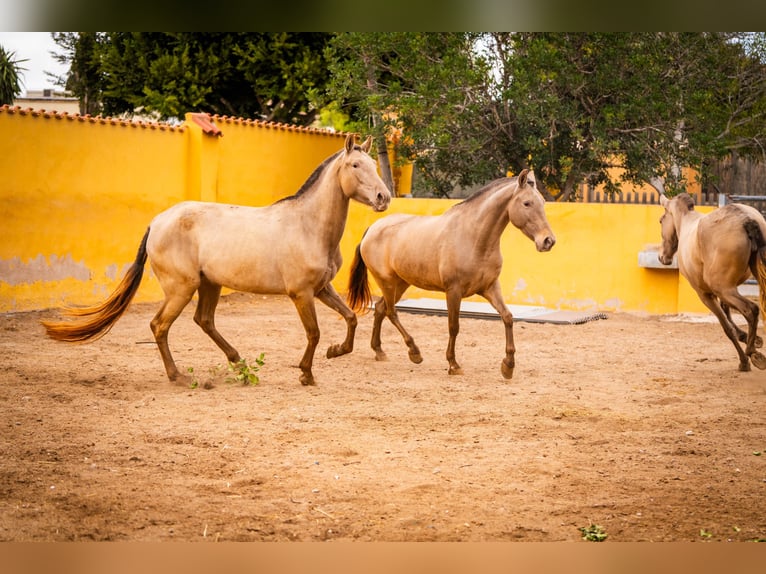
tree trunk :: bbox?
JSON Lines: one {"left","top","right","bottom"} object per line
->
{"left": 365, "top": 63, "right": 395, "bottom": 194}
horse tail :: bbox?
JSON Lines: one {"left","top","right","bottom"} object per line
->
{"left": 42, "top": 228, "right": 150, "bottom": 342}
{"left": 745, "top": 219, "right": 766, "bottom": 328}
{"left": 757, "top": 248, "right": 766, "bottom": 328}
{"left": 347, "top": 242, "right": 372, "bottom": 314}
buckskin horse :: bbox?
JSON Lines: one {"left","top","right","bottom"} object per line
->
{"left": 43, "top": 135, "right": 391, "bottom": 386}
{"left": 347, "top": 169, "right": 555, "bottom": 379}
{"left": 658, "top": 192, "right": 766, "bottom": 371}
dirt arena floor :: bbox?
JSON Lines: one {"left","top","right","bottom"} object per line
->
{"left": 2, "top": 293, "right": 765, "bottom": 542}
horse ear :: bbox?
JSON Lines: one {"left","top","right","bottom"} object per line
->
{"left": 345, "top": 134, "right": 355, "bottom": 154}
{"left": 659, "top": 194, "right": 669, "bottom": 208}
{"left": 360, "top": 136, "right": 373, "bottom": 153}
{"left": 517, "top": 169, "right": 529, "bottom": 187}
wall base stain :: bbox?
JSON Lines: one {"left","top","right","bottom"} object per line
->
{"left": 0, "top": 254, "right": 90, "bottom": 286}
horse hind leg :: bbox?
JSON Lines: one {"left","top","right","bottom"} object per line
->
{"left": 370, "top": 297, "right": 389, "bottom": 361}
{"left": 701, "top": 291, "right": 753, "bottom": 371}
{"left": 150, "top": 289, "right": 197, "bottom": 384}
{"left": 722, "top": 302, "right": 761, "bottom": 348}
{"left": 374, "top": 279, "right": 422, "bottom": 364}
{"left": 722, "top": 291, "right": 766, "bottom": 371}
{"left": 315, "top": 284, "right": 357, "bottom": 359}
{"left": 194, "top": 276, "right": 241, "bottom": 365}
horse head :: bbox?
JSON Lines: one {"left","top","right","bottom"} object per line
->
{"left": 338, "top": 134, "right": 391, "bottom": 212}
{"left": 657, "top": 193, "right": 693, "bottom": 265}
{"left": 508, "top": 169, "right": 556, "bottom": 252}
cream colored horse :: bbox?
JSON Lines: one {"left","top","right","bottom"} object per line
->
{"left": 43, "top": 135, "right": 391, "bottom": 386}
{"left": 347, "top": 169, "right": 555, "bottom": 379}
{"left": 659, "top": 193, "right": 766, "bottom": 371}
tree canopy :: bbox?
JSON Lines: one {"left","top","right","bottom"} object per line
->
{"left": 325, "top": 32, "right": 766, "bottom": 198}
{"left": 52, "top": 32, "right": 332, "bottom": 124}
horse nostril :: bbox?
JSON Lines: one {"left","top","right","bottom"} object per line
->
{"left": 544, "top": 236, "right": 555, "bottom": 250}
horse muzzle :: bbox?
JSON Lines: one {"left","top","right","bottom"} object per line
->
{"left": 536, "top": 234, "right": 556, "bottom": 252}
{"left": 372, "top": 191, "right": 392, "bottom": 212}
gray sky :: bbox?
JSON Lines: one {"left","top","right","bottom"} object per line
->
{"left": 0, "top": 32, "right": 67, "bottom": 93}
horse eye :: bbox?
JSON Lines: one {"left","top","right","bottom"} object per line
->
{"left": 523, "top": 201, "right": 532, "bottom": 208}
{"left": 352, "top": 162, "right": 359, "bottom": 168}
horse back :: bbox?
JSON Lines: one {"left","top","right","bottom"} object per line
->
{"left": 147, "top": 201, "right": 332, "bottom": 294}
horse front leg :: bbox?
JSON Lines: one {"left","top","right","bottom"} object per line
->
{"left": 376, "top": 280, "right": 421, "bottom": 364}
{"left": 316, "top": 284, "right": 357, "bottom": 359}
{"left": 194, "top": 277, "right": 241, "bottom": 364}
{"left": 445, "top": 288, "right": 463, "bottom": 375}
{"left": 289, "top": 291, "right": 321, "bottom": 386}
{"left": 481, "top": 281, "right": 515, "bottom": 379}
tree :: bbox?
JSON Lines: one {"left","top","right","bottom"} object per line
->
{"left": 53, "top": 33, "right": 333, "bottom": 124}
{"left": 326, "top": 32, "right": 766, "bottom": 199}
{"left": 0, "top": 45, "right": 26, "bottom": 105}
{"left": 325, "top": 33, "right": 492, "bottom": 197}
{"left": 50, "top": 32, "right": 103, "bottom": 116}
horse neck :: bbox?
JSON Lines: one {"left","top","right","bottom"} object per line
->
{"left": 301, "top": 162, "right": 350, "bottom": 248}
{"left": 455, "top": 184, "right": 513, "bottom": 250}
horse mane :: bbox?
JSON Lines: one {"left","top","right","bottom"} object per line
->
{"left": 452, "top": 177, "right": 512, "bottom": 208}
{"left": 275, "top": 144, "right": 366, "bottom": 204}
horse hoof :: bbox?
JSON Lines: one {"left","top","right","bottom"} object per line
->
{"left": 170, "top": 373, "right": 193, "bottom": 387}
{"left": 409, "top": 352, "right": 423, "bottom": 364}
{"left": 738, "top": 361, "right": 751, "bottom": 372}
{"left": 448, "top": 366, "right": 463, "bottom": 376}
{"left": 755, "top": 336, "right": 763, "bottom": 349}
{"left": 326, "top": 345, "right": 349, "bottom": 359}
{"left": 501, "top": 362, "right": 514, "bottom": 379}
{"left": 300, "top": 374, "right": 316, "bottom": 386}
{"left": 374, "top": 351, "right": 388, "bottom": 361}
{"left": 751, "top": 351, "right": 766, "bottom": 370}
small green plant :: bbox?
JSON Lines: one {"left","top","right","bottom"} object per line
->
{"left": 187, "top": 366, "right": 199, "bottom": 389}
{"left": 579, "top": 524, "right": 608, "bottom": 542}
{"left": 226, "top": 354, "right": 265, "bottom": 386}
{"left": 700, "top": 529, "right": 713, "bottom": 539}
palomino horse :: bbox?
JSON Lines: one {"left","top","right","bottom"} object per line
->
{"left": 347, "top": 169, "right": 555, "bottom": 379}
{"left": 658, "top": 192, "right": 766, "bottom": 371}
{"left": 43, "top": 134, "right": 391, "bottom": 386}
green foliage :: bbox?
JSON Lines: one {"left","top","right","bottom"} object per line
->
{"left": 579, "top": 524, "right": 608, "bottom": 542}
{"left": 0, "top": 45, "right": 26, "bottom": 105}
{"left": 325, "top": 32, "right": 766, "bottom": 200}
{"left": 226, "top": 354, "right": 265, "bottom": 386}
{"left": 54, "top": 33, "right": 332, "bottom": 123}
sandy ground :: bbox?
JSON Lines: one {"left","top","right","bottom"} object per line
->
{"left": 1, "top": 292, "right": 765, "bottom": 542}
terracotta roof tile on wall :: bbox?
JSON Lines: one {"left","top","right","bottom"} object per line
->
{"left": 209, "top": 113, "right": 350, "bottom": 137}
{"left": 0, "top": 104, "right": 186, "bottom": 132}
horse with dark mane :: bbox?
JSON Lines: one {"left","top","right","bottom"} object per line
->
{"left": 43, "top": 135, "right": 391, "bottom": 386}
{"left": 347, "top": 169, "right": 555, "bottom": 379}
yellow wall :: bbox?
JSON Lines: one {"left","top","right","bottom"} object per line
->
{"left": 0, "top": 105, "right": 714, "bottom": 316}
